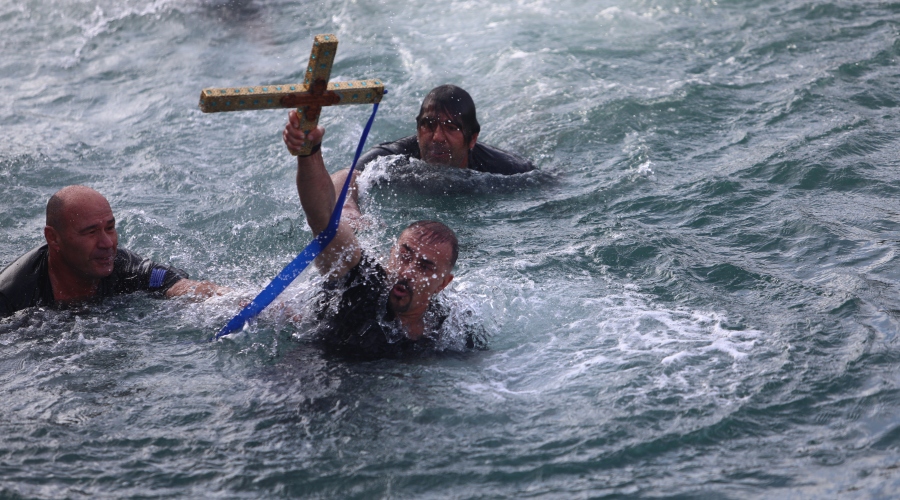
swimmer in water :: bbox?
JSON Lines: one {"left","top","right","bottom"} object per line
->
{"left": 283, "top": 111, "right": 486, "bottom": 359}
{"left": 331, "top": 84, "right": 536, "bottom": 228}
{"left": 0, "top": 185, "right": 229, "bottom": 317}
{"left": 356, "top": 84, "right": 534, "bottom": 174}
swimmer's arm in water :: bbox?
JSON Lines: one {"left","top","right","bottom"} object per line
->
{"left": 283, "top": 110, "right": 361, "bottom": 279}
{"left": 165, "top": 279, "right": 231, "bottom": 300}
{"left": 329, "top": 168, "right": 365, "bottom": 231}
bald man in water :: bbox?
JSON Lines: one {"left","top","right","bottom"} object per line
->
{"left": 0, "top": 185, "right": 226, "bottom": 317}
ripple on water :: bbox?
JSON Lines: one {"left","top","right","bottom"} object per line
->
{"left": 4, "top": 0, "right": 900, "bottom": 496}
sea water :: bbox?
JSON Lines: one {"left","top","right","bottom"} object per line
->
{"left": 2, "top": 0, "right": 900, "bottom": 497}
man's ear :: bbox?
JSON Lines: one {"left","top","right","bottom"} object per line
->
{"left": 436, "top": 273, "right": 454, "bottom": 293}
{"left": 468, "top": 132, "right": 479, "bottom": 150}
{"left": 44, "top": 226, "right": 59, "bottom": 250}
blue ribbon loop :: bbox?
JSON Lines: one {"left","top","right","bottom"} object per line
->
{"left": 214, "top": 101, "right": 381, "bottom": 340}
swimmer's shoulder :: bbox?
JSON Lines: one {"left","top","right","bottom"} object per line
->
{"left": 469, "top": 142, "right": 535, "bottom": 175}
{"left": 357, "top": 136, "right": 420, "bottom": 170}
{"left": 0, "top": 245, "right": 51, "bottom": 317}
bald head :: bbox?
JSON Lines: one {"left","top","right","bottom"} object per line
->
{"left": 43, "top": 185, "right": 118, "bottom": 284}
{"left": 46, "top": 185, "right": 111, "bottom": 232}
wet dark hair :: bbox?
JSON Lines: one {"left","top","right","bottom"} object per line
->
{"left": 416, "top": 85, "right": 481, "bottom": 144}
{"left": 403, "top": 220, "right": 459, "bottom": 269}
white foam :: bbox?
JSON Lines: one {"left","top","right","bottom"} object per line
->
{"left": 465, "top": 275, "right": 778, "bottom": 416}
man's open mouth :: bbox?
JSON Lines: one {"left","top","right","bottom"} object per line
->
{"left": 391, "top": 281, "right": 411, "bottom": 298}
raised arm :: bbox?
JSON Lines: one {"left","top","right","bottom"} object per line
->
{"left": 329, "top": 168, "right": 365, "bottom": 230}
{"left": 283, "top": 110, "right": 361, "bottom": 278}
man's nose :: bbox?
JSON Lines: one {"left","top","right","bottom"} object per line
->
{"left": 432, "top": 124, "right": 447, "bottom": 141}
{"left": 397, "top": 262, "right": 421, "bottom": 282}
{"left": 397, "top": 261, "right": 413, "bottom": 277}
{"left": 98, "top": 229, "right": 116, "bottom": 248}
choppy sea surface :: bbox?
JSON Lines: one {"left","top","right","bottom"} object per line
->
{"left": 3, "top": 0, "right": 900, "bottom": 497}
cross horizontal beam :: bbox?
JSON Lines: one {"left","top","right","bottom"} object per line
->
{"left": 198, "top": 78, "right": 384, "bottom": 113}
{"left": 199, "top": 34, "right": 384, "bottom": 155}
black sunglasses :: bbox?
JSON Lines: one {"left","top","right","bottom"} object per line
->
{"left": 417, "top": 116, "right": 463, "bottom": 134}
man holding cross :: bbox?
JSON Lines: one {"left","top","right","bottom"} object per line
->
{"left": 199, "top": 34, "right": 488, "bottom": 349}
{"left": 283, "top": 111, "right": 486, "bottom": 359}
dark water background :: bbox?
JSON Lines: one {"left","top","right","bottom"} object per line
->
{"left": 3, "top": 0, "right": 900, "bottom": 497}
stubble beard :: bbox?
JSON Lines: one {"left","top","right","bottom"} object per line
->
{"left": 423, "top": 144, "right": 453, "bottom": 165}
{"left": 388, "top": 280, "right": 413, "bottom": 314}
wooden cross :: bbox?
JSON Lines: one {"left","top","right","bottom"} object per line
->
{"left": 199, "top": 33, "right": 385, "bottom": 155}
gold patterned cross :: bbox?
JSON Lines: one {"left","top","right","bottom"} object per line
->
{"left": 199, "top": 33, "right": 385, "bottom": 155}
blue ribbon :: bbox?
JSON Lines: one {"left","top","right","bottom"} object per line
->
{"left": 214, "top": 101, "right": 381, "bottom": 340}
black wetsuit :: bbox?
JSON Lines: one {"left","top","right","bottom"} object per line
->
{"left": 314, "top": 252, "right": 486, "bottom": 360}
{"left": 0, "top": 245, "right": 188, "bottom": 317}
{"left": 356, "top": 135, "right": 535, "bottom": 175}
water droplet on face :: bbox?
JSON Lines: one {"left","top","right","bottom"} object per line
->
{"left": 432, "top": 274, "right": 438, "bottom": 279}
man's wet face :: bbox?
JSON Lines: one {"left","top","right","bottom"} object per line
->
{"left": 416, "top": 111, "right": 477, "bottom": 169}
{"left": 386, "top": 230, "right": 454, "bottom": 315}
{"left": 52, "top": 194, "right": 118, "bottom": 281}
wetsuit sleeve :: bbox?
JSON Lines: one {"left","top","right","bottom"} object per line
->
{"left": 317, "top": 253, "right": 385, "bottom": 336}
{"left": 355, "top": 146, "right": 391, "bottom": 171}
{"left": 0, "top": 245, "right": 52, "bottom": 317}
{"left": 315, "top": 253, "right": 407, "bottom": 359}
{"left": 358, "top": 135, "right": 532, "bottom": 175}
{"left": 0, "top": 296, "right": 12, "bottom": 318}
{"left": 468, "top": 142, "right": 535, "bottom": 175}
{"left": 356, "top": 136, "right": 420, "bottom": 170}
{"left": 104, "top": 248, "right": 189, "bottom": 297}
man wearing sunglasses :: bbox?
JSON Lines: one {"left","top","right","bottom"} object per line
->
{"left": 327, "top": 85, "right": 536, "bottom": 229}
{"left": 356, "top": 84, "right": 534, "bottom": 174}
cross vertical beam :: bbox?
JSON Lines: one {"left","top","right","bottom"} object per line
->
{"left": 295, "top": 34, "right": 337, "bottom": 155}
